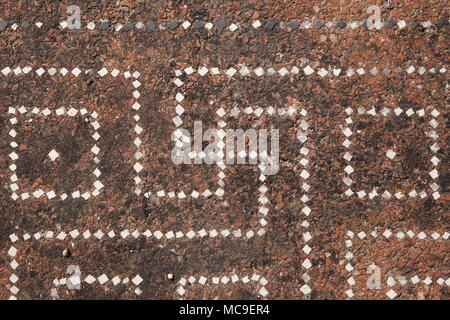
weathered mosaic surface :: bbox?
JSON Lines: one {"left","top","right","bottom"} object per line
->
{"left": 0, "top": 1, "right": 448, "bottom": 300}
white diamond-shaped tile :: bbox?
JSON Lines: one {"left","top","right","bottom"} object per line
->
{"left": 132, "top": 275, "right": 143, "bottom": 286}
{"left": 252, "top": 20, "right": 262, "bottom": 29}
{"left": 303, "top": 66, "right": 314, "bottom": 75}
{"left": 386, "top": 289, "right": 397, "bottom": 299}
{"left": 300, "top": 284, "right": 311, "bottom": 295}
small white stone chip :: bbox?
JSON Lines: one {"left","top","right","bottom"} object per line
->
{"left": 386, "top": 149, "right": 396, "bottom": 160}
{"left": 259, "top": 287, "right": 269, "bottom": 297}
{"left": 48, "top": 149, "right": 59, "bottom": 161}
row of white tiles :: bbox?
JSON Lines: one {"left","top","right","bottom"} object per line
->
{"left": 49, "top": 274, "right": 143, "bottom": 299}
{"left": 173, "top": 65, "right": 447, "bottom": 80}
{"left": 176, "top": 273, "right": 268, "bottom": 298}
{"left": 344, "top": 229, "right": 449, "bottom": 242}
{"left": 0, "top": 19, "right": 441, "bottom": 32}
{"left": 297, "top": 110, "right": 313, "bottom": 295}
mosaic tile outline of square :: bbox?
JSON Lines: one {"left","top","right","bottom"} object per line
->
{"left": 7, "top": 106, "right": 103, "bottom": 201}
{"left": 340, "top": 106, "right": 442, "bottom": 201}
{"left": 2, "top": 66, "right": 143, "bottom": 200}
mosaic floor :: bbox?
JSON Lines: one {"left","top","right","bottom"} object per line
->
{"left": 0, "top": 1, "right": 448, "bottom": 300}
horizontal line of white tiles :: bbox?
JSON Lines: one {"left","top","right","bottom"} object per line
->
{"left": 8, "top": 227, "right": 269, "bottom": 244}
{"left": 0, "top": 66, "right": 141, "bottom": 79}
{"left": 344, "top": 230, "right": 449, "bottom": 242}
{"left": 385, "top": 275, "right": 450, "bottom": 287}
{"left": 52, "top": 274, "right": 143, "bottom": 287}
{"left": 173, "top": 65, "right": 447, "bottom": 79}
{"left": 176, "top": 273, "right": 269, "bottom": 298}
{"left": 50, "top": 274, "right": 143, "bottom": 298}
{"left": 0, "top": 19, "right": 441, "bottom": 31}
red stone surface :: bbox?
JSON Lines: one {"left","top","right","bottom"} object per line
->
{"left": 0, "top": 1, "right": 448, "bottom": 300}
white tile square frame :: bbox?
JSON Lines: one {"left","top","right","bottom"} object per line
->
{"left": 7, "top": 107, "right": 103, "bottom": 201}
{"left": 3, "top": 66, "right": 143, "bottom": 201}
{"left": 340, "top": 106, "right": 442, "bottom": 200}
